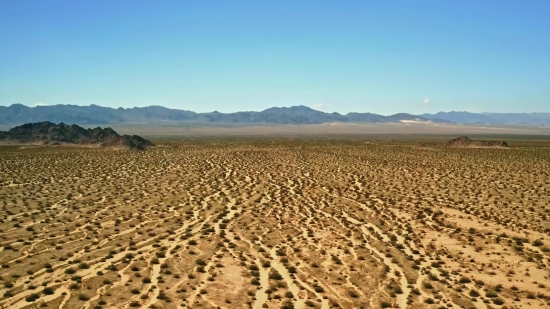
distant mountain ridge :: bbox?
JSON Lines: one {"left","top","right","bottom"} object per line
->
{"left": 421, "top": 111, "right": 550, "bottom": 126}
{"left": 0, "top": 121, "right": 154, "bottom": 150}
{"left": 0, "top": 104, "right": 548, "bottom": 125}
{"left": 0, "top": 104, "right": 436, "bottom": 125}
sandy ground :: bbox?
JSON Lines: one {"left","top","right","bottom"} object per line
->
{"left": 74, "top": 122, "right": 550, "bottom": 138}
{"left": 0, "top": 138, "right": 549, "bottom": 309}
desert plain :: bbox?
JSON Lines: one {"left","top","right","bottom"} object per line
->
{"left": 1, "top": 129, "right": 550, "bottom": 309}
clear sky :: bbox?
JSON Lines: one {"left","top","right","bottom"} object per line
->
{"left": 1, "top": 1, "right": 549, "bottom": 114}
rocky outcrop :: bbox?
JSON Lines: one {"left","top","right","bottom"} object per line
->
{"left": 445, "top": 136, "right": 508, "bottom": 148}
{"left": 0, "top": 122, "right": 154, "bottom": 150}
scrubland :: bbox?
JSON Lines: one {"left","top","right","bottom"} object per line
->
{"left": 0, "top": 139, "right": 549, "bottom": 309}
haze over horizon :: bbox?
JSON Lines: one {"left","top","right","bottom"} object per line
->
{"left": 1, "top": 1, "right": 549, "bottom": 114}
{"left": 4, "top": 102, "right": 550, "bottom": 116}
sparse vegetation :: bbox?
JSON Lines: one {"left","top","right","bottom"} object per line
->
{"left": 0, "top": 138, "right": 549, "bottom": 308}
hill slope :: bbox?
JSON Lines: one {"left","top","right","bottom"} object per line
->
{"left": 0, "top": 122, "right": 154, "bottom": 150}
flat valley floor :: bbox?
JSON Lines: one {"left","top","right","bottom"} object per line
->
{"left": 1, "top": 138, "right": 550, "bottom": 309}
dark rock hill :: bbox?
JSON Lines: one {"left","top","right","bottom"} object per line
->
{"left": 445, "top": 136, "right": 508, "bottom": 148}
{"left": 0, "top": 122, "right": 154, "bottom": 150}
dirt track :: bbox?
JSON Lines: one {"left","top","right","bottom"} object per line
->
{"left": 0, "top": 139, "right": 549, "bottom": 308}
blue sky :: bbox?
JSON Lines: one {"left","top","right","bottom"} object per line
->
{"left": 0, "top": 1, "right": 549, "bottom": 114}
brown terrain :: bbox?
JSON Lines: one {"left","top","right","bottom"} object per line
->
{"left": 79, "top": 122, "right": 550, "bottom": 139}
{"left": 0, "top": 137, "right": 549, "bottom": 309}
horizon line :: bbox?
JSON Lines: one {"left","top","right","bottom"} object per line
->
{"left": 2, "top": 103, "right": 550, "bottom": 116}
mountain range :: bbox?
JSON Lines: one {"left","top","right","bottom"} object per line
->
{"left": 1, "top": 104, "right": 549, "bottom": 126}
{"left": 421, "top": 111, "right": 550, "bottom": 126}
